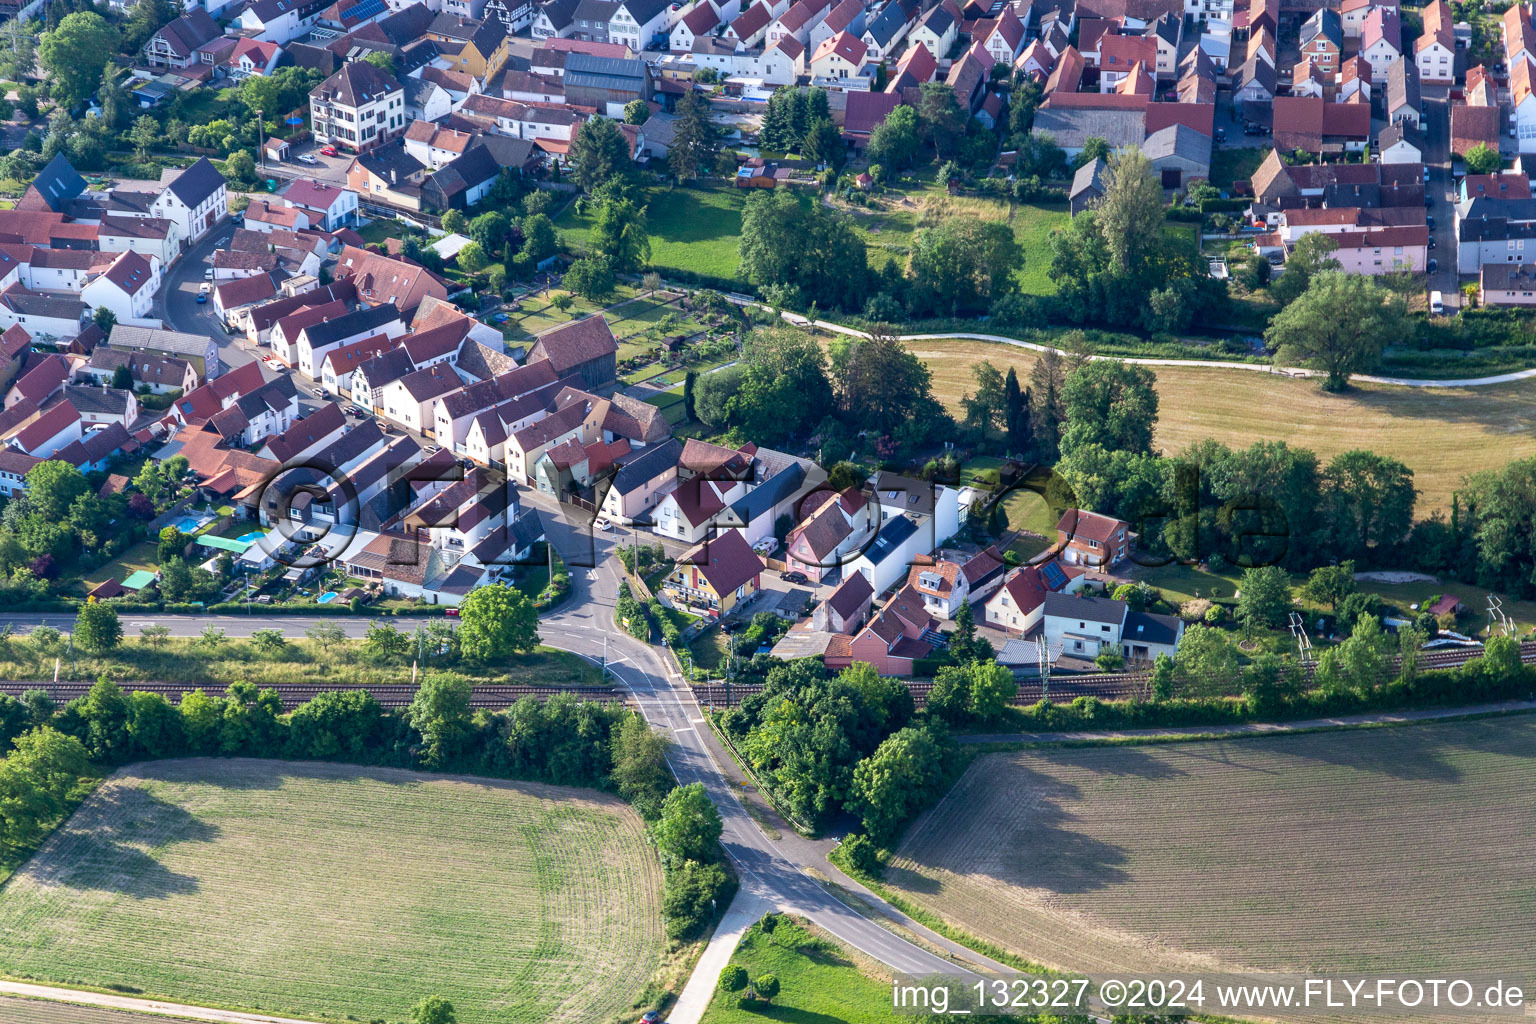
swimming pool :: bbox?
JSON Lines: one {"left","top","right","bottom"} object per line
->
{"left": 317, "top": 591, "right": 339, "bottom": 604}
{"left": 171, "top": 514, "right": 212, "bottom": 534}
{"left": 235, "top": 531, "right": 266, "bottom": 545}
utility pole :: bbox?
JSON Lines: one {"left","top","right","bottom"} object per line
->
{"left": 256, "top": 110, "right": 265, "bottom": 172}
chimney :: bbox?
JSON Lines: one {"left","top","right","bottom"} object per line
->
{"left": 390, "top": 168, "right": 397, "bottom": 183}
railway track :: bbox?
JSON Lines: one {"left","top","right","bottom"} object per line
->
{"left": 2, "top": 642, "right": 1527, "bottom": 713}
{"left": 0, "top": 681, "right": 632, "bottom": 711}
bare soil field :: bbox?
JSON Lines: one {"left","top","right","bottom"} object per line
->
{"left": 0, "top": 998, "right": 204, "bottom": 1024}
{"left": 909, "top": 339, "right": 1536, "bottom": 514}
{"left": 0, "top": 759, "right": 665, "bottom": 1024}
{"left": 886, "top": 717, "right": 1536, "bottom": 982}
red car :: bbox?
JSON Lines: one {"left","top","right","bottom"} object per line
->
{"left": 320, "top": 145, "right": 339, "bottom": 157}
{"left": 445, "top": 608, "right": 460, "bottom": 618}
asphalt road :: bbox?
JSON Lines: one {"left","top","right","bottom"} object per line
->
{"left": 1420, "top": 87, "right": 1459, "bottom": 308}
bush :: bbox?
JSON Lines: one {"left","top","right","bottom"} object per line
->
{"left": 661, "top": 859, "right": 735, "bottom": 939}
{"left": 838, "top": 833, "right": 881, "bottom": 877}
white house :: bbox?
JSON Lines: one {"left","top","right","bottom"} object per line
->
{"left": 281, "top": 179, "right": 360, "bottom": 232}
{"left": 1042, "top": 591, "right": 1184, "bottom": 664}
{"left": 150, "top": 158, "right": 228, "bottom": 245}
{"left": 80, "top": 251, "right": 161, "bottom": 325}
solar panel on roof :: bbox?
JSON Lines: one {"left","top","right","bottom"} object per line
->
{"left": 1040, "top": 561, "right": 1067, "bottom": 590}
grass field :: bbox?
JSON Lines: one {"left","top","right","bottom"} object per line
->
{"left": 700, "top": 915, "right": 895, "bottom": 1023}
{"left": 558, "top": 186, "right": 747, "bottom": 282}
{"left": 886, "top": 717, "right": 1536, "bottom": 980}
{"left": 0, "top": 759, "right": 665, "bottom": 1024}
{"left": 907, "top": 338, "right": 1536, "bottom": 514}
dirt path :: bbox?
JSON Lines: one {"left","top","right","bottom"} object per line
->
{"left": 959, "top": 698, "right": 1536, "bottom": 744}
{"left": 0, "top": 982, "right": 322, "bottom": 1024}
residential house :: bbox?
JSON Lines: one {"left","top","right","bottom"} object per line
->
{"left": 64, "top": 385, "right": 137, "bottom": 429}
{"left": 810, "top": 569, "right": 873, "bottom": 632}
{"left": 1515, "top": 58, "right": 1536, "bottom": 154}
{"left": 1378, "top": 121, "right": 1424, "bottom": 164}
{"left": 318, "top": 333, "right": 397, "bottom": 395}
{"left": 5, "top": 354, "right": 69, "bottom": 409}
{"left": 142, "top": 8, "right": 221, "bottom": 68}
{"left": 333, "top": 245, "right": 450, "bottom": 310}
{"left": 1385, "top": 55, "right": 1422, "bottom": 127}
{"left": 909, "top": 0, "right": 960, "bottom": 59}
{"left": 1480, "top": 262, "right": 1536, "bottom": 305}
{"left": 984, "top": 560, "right": 1081, "bottom": 634}
{"left": 82, "top": 348, "right": 197, "bottom": 395}
{"left": 662, "top": 527, "right": 764, "bottom": 617}
{"left": 310, "top": 61, "right": 407, "bottom": 153}
{"left": 109, "top": 325, "right": 218, "bottom": 381}
{"left": 1056, "top": 508, "right": 1129, "bottom": 567}
{"left": 1298, "top": 7, "right": 1341, "bottom": 72}
{"left": 598, "top": 435, "right": 682, "bottom": 524}
{"left": 1415, "top": 0, "right": 1454, "bottom": 84}
{"left": 296, "top": 303, "right": 406, "bottom": 378}
{"left": 983, "top": 5, "right": 1026, "bottom": 63}
{"left": 784, "top": 485, "right": 873, "bottom": 581}
{"left": 282, "top": 179, "right": 360, "bottom": 231}
{"left": 1143, "top": 122, "right": 1210, "bottom": 187}
{"left": 80, "top": 251, "right": 161, "bottom": 325}
{"left": 11, "top": 402, "right": 82, "bottom": 458}
{"left": 1043, "top": 591, "right": 1183, "bottom": 663}
{"left": 827, "top": 586, "right": 944, "bottom": 676}
{"left": 150, "top": 158, "right": 228, "bottom": 245}
{"left": 1360, "top": 6, "right": 1401, "bottom": 79}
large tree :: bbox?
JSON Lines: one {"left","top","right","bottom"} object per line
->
{"left": 828, "top": 330, "right": 940, "bottom": 439}
{"left": 1264, "top": 270, "right": 1406, "bottom": 390}
{"left": 1096, "top": 148, "right": 1164, "bottom": 277}
{"left": 851, "top": 724, "right": 950, "bottom": 844}
{"left": 915, "top": 81, "right": 964, "bottom": 156}
{"left": 668, "top": 89, "right": 723, "bottom": 181}
{"left": 865, "top": 104, "right": 920, "bottom": 176}
{"left": 651, "top": 781, "right": 721, "bottom": 869}
{"left": 725, "top": 327, "right": 833, "bottom": 444}
{"left": 1322, "top": 449, "right": 1416, "bottom": 558}
{"left": 907, "top": 217, "right": 1023, "bottom": 317}
{"left": 1270, "top": 231, "right": 1340, "bottom": 304}
{"left": 589, "top": 193, "right": 649, "bottom": 274}
{"left": 40, "top": 12, "right": 118, "bottom": 108}
{"left": 1059, "top": 359, "right": 1159, "bottom": 457}
{"left": 1235, "top": 564, "right": 1292, "bottom": 630}
{"left": 23, "top": 461, "right": 88, "bottom": 523}
{"left": 406, "top": 672, "right": 473, "bottom": 767}
{"left": 738, "top": 188, "right": 868, "bottom": 309}
{"left": 568, "top": 117, "right": 631, "bottom": 192}
{"left": 457, "top": 582, "right": 539, "bottom": 662}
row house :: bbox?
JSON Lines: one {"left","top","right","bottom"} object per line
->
{"left": 295, "top": 303, "right": 407, "bottom": 378}
{"left": 1360, "top": 7, "right": 1401, "bottom": 79}
{"left": 1415, "top": 0, "right": 1455, "bottom": 84}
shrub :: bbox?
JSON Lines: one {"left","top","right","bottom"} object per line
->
{"left": 838, "top": 833, "right": 881, "bottom": 877}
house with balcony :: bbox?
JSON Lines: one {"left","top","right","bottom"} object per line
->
{"left": 662, "top": 527, "right": 764, "bottom": 618}
{"left": 310, "top": 61, "right": 407, "bottom": 154}
{"left": 1056, "top": 508, "right": 1129, "bottom": 567}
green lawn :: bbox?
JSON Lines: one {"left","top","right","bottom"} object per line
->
{"left": 1210, "top": 147, "right": 1267, "bottom": 191}
{"left": 700, "top": 916, "right": 894, "bottom": 1024}
{"left": 558, "top": 186, "right": 747, "bottom": 282}
{"left": 688, "top": 628, "right": 730, "bottom": 671}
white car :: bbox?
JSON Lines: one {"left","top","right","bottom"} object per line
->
{"left": 297, "top": 153, "right": 319, "bottom": 165}
{"left": 203, "top": 268, "right": 214, "bottom": 280}
{"left": 595, "top": 517, "right": 614, "bottom": 532}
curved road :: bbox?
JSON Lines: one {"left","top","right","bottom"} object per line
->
{"left": 534, "top": 507, "right": 1008, "bottom": 986}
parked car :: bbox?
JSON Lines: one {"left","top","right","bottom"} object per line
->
{"left": 1428, "top": 235, "right": 1437, "bottom": 249}
{"left": 424, "top": 444, "right": 441, "bottom": 454}
{"left": 320, "top": 145, "right": 338, "bottom": 157}
{"left": 445, "top": 607, "right": 460, "bottom": 617}
{"left": 594, "top": 516, "right": 614, "bottom": 531}
{"left": 203, "top": 268, "right": 214, "bottom": 280}
{"left": 1430, "top": 289, "right": 1444, "bottom": 314}
{"left": 297, "top": 153, "right": 318, "bottom": 165}
{"left": 1427, "top": 258, "right": 1438, "bottom": 273}
{"left": 310, "top": 387, "right": 325, "bottom": 398}
{"left": 780, "top": 570, "right": 809, "bottom": 584}
{"left": 195, "top": 291, "right": 208, "bottom": 304}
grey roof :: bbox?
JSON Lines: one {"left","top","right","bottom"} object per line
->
{"left": 1032, "top": 106, "right": 1146, "bottom": 149}
{"left": 1143, "top": 123, "right": 1212, "bottom": 168}
{"left": 233, "top": 374, "right": 299, "bottom": 419}
{"left": 109, "top": 325, "right": 213, "bottom": 359}
{"left": 572, "top": 0, "right": 619, "bottom": 24}
{"left": 565, "top": 52, "right": 648, "bottom": 83}
{"left": 1233, "top": 53, "right": 1276, "bottom": 95}
{"left": 29, "top": 155, "right": 87, "bottom": 213}
{"left": 861, "top": 512, "right": 918, "bottom": 566}
{"left": 166, "top": 157, "right": 227, "bottom": 209}
{"left": 1377, "top": 121, "right": 1422, "bottom": 153}
{"left": 314, "top": 60, "right": 402, "bottom": 107}
{"left": 611, "top": 437, "right": 682, "bottom": 496}
{"left": 1043, "top": 591, "right": 1127, "bottom": 625}
{"left": 355, "top": 139, "right": 428, "bottom": 187}
{"left": 727, "top": 453, "right": 807, "bottom": 526}
{"left": 1123, "top": 609, "right": 1181, "bottom": 646}
{"left": 380, "top": 3, "right": 437, "bottom": 43}
{"left": 1070, "top": 156, "right": 1107, "bottom": 200}
{"left": 863, "top": 3, "right": 907, "bottom": 46}
{"left": 1299, "top": 7, "right": 1341, "bottom": 49}
{"left": 63, "top": 385, "right": 133, "bottom": 417}
{"left": 1461, "top": 197, "right": 1536, "bottom": 223}
{"left": 299, "top": 302, "right": 401, "bottom": 349}
{"left": 620, "top": 0, "right": 671, "bottom": 23}
{"left": 454, "top": 339, "right": 519, "bottom": 381}
{"left": 2, "top": 290, "right": 85, "bottom": 319}
{"left": 356, "top": 347, "right": 417, "bottom": 387}
{"left": 1386, "top": 57, "right": 1420, "bottom": 115}
{"left": 537, "top": 0, "right": 582, "bottom": 31}
{"left": 509, "top": 507, "right": 544, "bottom": 549}
{"left": 1459, "top": 216, "right": 1536, "bottom": 244}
